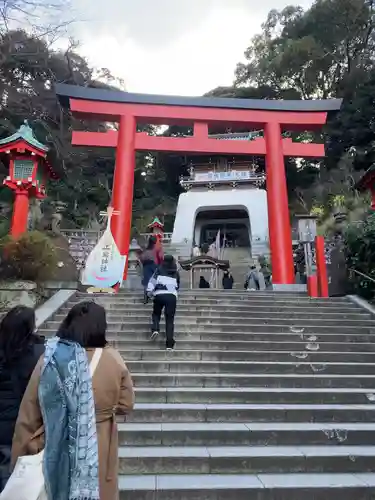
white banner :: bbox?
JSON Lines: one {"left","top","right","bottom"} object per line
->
{"left": 215, "top": 229, "right": 221, "bottom": 257}
{"left": 81, "top": 210, "right": 126, "bottom": 288}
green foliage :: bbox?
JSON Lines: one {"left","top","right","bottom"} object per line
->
{"left": 235, "top": 0, "right": 375, "bottom": 99}
{"left": 0, "top": 231, "right": 58, "bottom": 282}
{"left": 0, "top": 28, "right": 175, "bottom": 230}
{"left": 206, "top": 0, "right": 375, "bottom": 223}
{"left": 344, "top": 213, "right": 375, "bottom": 299}
{"left": 3, "top": 0, "right": 375, "bottom": 240}
{"left": 0, "top": 216, "right": 10, "bottom": 239}
{"left": 326, "top": 69, "right": 375, "bottom": 172}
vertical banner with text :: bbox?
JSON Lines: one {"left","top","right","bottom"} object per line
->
{"left": 81, "top": 208, "right": 126, "bottom": 288}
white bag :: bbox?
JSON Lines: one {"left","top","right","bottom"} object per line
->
{"left": 0, "top": 348, "right": 103, "bottom": 500}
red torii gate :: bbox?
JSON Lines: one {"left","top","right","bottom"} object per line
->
{"left": 56, "top": 84, "right": 341, "bottom": 287}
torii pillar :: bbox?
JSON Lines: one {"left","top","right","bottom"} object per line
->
{"left": 264, "top": 122, "right": 295, "bottom": 284}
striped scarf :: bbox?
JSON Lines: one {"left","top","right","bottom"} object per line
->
{"left": 38, "top": 337, "right": 100, "bottom": 500}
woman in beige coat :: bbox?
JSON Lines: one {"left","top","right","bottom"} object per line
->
{"left": 11, "top": 301, "right": 134, "bottom": 500}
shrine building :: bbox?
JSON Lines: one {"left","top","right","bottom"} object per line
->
{"left": 171, "top": 132, "right": 268, "bottom": 256}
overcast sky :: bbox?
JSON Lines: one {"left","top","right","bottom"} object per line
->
{"left": 73, "top": 0, "right": 313, "bottom": 96}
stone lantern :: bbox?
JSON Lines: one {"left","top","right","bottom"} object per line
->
{"left": 123, "top": 238, "right": 142, "bottom": 290}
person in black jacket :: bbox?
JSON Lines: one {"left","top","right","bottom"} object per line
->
{"left": 147, "top": 255, "right": 180, "bottom": 350}
{"left": 0, "top": 306, "right": 45, "bottom": 492}
{"left": 199, "top": 276, "right": 210, "bottom": 289}
{"left": 222, "top": 270, "right": 234, "bottom": 290}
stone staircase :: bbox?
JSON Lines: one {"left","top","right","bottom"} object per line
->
{"left": 37, "top": 289, "right": 375, "bottom": 499}
{"left": 221, "top": 247, "right": 253, "bottom": 288}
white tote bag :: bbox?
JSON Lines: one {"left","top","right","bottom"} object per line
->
{"left": 0, "top": 348, "right": 102, "bottom": 500}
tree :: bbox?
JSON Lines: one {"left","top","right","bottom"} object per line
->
{"left": 326, "top": 67, "right": 375, "bottom": 172}
{"left": 344, "top": 213, "right": 375, "bottom": 299}
{"left": 235, "top": 0, "right": 375, "bottom": 99}
{"left": 0, "top": 0, "right": 73, "bottom": 39}
{"left": 202, "top": 0, "right": 375, "bottom": 218}
{"left": 0, "top": 29, "right": 156, "bottom": 229}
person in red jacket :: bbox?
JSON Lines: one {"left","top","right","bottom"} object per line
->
{"left": 140, "top": 236, "right": 163, "bottom": 304}
{"left": 154, "top": 232, "right": 164, "bottom": 265}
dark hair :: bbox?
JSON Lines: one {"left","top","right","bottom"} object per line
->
{"left": 0, "top": 306, "right": 36, "bottom": 364}
{"left": 58, "top": 301, "right": 107, "bottom": 348}
{"left": 147, "top": 235, "right": 157, "bottom": 250}
{"left": 159, "top": 254, "right": 177, "bottom": 276}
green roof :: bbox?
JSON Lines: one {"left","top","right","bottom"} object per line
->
{"left": 0, "top": 121, "right": 48, "bottom": 152}
{"left": 148, "top": 216, "right": 164, "bottom": 228}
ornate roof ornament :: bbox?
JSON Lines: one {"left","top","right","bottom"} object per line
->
{"left": 0, "top": 120, "right": 49, "bottom": 152}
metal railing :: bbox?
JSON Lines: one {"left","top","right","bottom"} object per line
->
{"left": 349, "top": 268, "right": 375, "bottom": 284}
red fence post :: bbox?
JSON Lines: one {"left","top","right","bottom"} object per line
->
{"left": 307, "top": 274, "right": 319, "bottom": 298}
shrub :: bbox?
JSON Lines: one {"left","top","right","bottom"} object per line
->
{"left": 0, "top": 231, "right": 58, "bottom": 282}
{"left": 344, "top": 213, "right": 375, "bottom": 300}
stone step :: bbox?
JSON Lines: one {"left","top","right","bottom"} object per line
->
{"left": 74, "top": 288, "right": 352, "bottom": 304}
{"left": 38, "top": 328, "right": 375, "bottom": 344}
{"left": 73, "top": 294, "right": 351, "bottom": 305}
{"left": 105, "top": 290, "right": 312, "bottom": 297}
{"left": 125, "top": 360, "right": 375, "bottom": 375}
{"left": 131, "top": 372, "right": 375, "bottom": 389}
{"left": 56, "top": 307, "right": 371, "bottom": 319}
{"left": 104, "top": 339, "right": 375, "bottom": 353}
{"left": 118, "top": 422, "right": 375, "bottom": 446}
{"left": 42, "top": 320, "right": 375, "bottom": 334}
{"left": 118, "top": 445, "right": 375, "bottom": 475}
{"left": 133, "top": 387, "right": 375, "bottom": 405}
{"left": 129, "top": 403, "right": 375, "bottom": 423}
{"left": 118, "top": 473, "right": 375, "bottom": 500}
{"left": 89, "top": 299, "right": 359, "bottom": 310}
{"left": 49, "top": 315, "right": 375, "bottom": 328}
{"left": 120, "top": 349, "right": 375, "bottom": 363}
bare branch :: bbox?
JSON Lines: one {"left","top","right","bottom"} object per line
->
{"left": 0, "top": 0, "right": 75, "bottom": 42}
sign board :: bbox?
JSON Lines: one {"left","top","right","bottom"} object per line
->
{"left": 194, "top": 170, "right": 256, "bottom": 182}
{"left": 297, "top": 218, "right": 317, "bottom": 243}
{"left": 81, "top": 209, "right": 126, "bottom": 288}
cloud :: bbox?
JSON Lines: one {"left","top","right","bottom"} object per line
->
{"left": 74, "top": 0, "right": 311, "bottom": 49}
{"left": 73, "top": 0, "right": 313, "bottom": 95}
